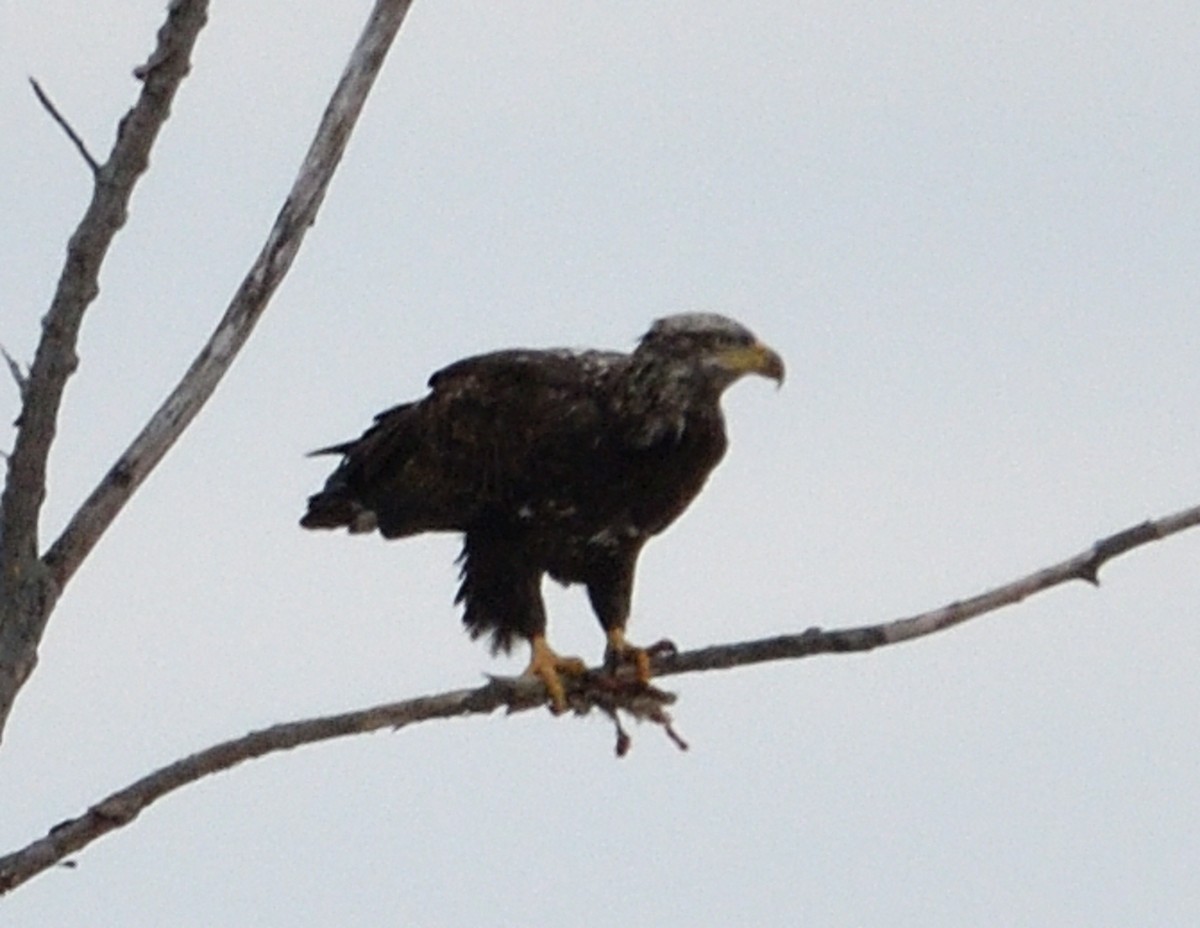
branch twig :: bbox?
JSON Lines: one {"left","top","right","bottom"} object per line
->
{"left": 0, "top": 346, "right": 27, "bottom": 400}
{"left": 2, "top": 502, "right": 1197, "bottom": 895}
{"left": 27, "top": 78, "right": 100, "bottom": 174}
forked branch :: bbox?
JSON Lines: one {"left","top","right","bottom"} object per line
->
{"left": 1, "top": 503, "right": 1197, "bottom": 895}
{"left": 43, "top": 0, "right": 417, "bottom": 591}
{"left": 0, "top": 0, "right": 210, "bottom": 746}
{"left": 0, "top": 0, "right": 417, "bottom": 744}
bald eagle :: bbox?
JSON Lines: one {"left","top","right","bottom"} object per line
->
{"left": 301, "top": 313, "right": 784, "bottom": 710}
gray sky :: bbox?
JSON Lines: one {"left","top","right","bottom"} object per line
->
{"left": 3, "top": 1, "right": 1199, "bottom": 924}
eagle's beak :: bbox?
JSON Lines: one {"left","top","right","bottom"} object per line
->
{"left": 722, "top": 341, "right": 786, "bottom": 386}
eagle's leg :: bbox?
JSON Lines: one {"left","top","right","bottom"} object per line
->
{"left": 587, "top": 555, "right": 652, "bottom": 684}
{"left": 524, "top": 635, "right": 587, "bottom": 714}
{"left": 460, "top": 535, "right": 584, "bottom": 712}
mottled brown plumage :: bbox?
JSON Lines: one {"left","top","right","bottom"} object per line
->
{"left": 301, "top": 314, "right": 783, "bottom": 709}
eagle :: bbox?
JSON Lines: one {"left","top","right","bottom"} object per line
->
{"left": 301, "top": 313, "right": 784, "bottom": 711}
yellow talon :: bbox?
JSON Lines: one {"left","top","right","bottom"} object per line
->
{"left": 524, "top": 635, "right": 586, "bottom": 713}
{"left": 605, "top": 627, "right": 652, "bottom": 683}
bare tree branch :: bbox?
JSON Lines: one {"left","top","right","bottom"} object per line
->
{"left": 662, "top": 507, "right": 1200, "bottom": 673}
{"left": 27, "top": 77, "right": 101, "bottom": 175}
{"left": 0, "top": 0, "right": 416, "bottom": 747}
{"left": 2, "top": 502, "right": 1197, "bottom": 895}
{"left": 42, "top": 0, "right": 416, "bottom": 592}
{"left": 0, "top": 0, "right": 210, "bottom": 744}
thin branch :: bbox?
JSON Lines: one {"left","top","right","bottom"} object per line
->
{"left": 42, "top": 0, "right": 417, "bottom": 592}
{"left": 0, "top": 0, "right": 209, "bottom": 744}
{"left": 27, "top": 77, "right": 101, "bottom": 174}
{"left": 2, "top": 502, "right": 1198, "bottom": 895}
{"left": 660, "top": 509, "right": 1200, "bottom": 673}
{"left": 0, "top": 346, "right": 27, "bottom": 400}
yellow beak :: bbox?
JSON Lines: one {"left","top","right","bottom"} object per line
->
{"left": 720, "top": 341, "right": 786, "bottom": 385}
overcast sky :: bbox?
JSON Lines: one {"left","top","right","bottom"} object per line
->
{"left": 3, "top": 1, "right": 1199, "bottom": 924}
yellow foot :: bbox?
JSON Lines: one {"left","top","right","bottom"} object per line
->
{"left": 604, "top": 627, "right": 652, "bottom": 684}
{"left": 524, "top": 635, "right": 587, "bottom": 713}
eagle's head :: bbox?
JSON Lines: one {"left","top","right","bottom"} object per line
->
{"left": 637, "top": 313, "right": 785, "bottom": 391}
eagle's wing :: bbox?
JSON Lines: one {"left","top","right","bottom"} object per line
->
{"left": 301, "top": 349, "right": 628, "bottom": 537}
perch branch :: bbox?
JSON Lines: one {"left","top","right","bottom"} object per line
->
{"left": 2, "top": 502, "right": 1198, "bottom": 894}
{"left": 28, "top": 77, "right": 101, "bottom": 175}
{"left": 659, "top": 506, "right": 1200, "bottom": 672}
{"left": 42, "top": 0, "right": 417, "bottom": 593}
{"left": 0, "top": 0, "right": 209, "bottom": 745}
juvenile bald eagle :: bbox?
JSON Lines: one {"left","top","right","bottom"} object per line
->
{"left": 301, "top": 313, "right": 784, "bottom": 711}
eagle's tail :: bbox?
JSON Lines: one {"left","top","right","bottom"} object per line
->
{"left": 300, "top": 482, "right": 378, "bottom": 534}
{"left": 300, "top": 401, "right": 418, "bottom": 536}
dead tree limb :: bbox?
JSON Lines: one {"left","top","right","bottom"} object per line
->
{"left": 0, "top": 0, "right": 210, "bottom": 745}
{"left": 44, "top": 0, "right": 417, "bottom": 593}
{"left": 0, "top": 0, "right": 416, "bottom": 744}
{"left": 2, "top": 502, "right": 1197, "bottom": 895}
